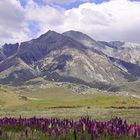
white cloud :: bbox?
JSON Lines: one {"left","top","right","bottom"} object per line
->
{"left": 0, "top": 0, "right": 29, "bottom": 46}
{"left": 25, "top": 0, "right": 140, "bottom": 43}
{"left": 0, "top": 0, "right": 140, "bottom": 46}
{"left": 25, "top": 0, "right": 65, "bottom": 34}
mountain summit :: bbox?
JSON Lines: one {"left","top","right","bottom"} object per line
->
{"left": 0, "top": 30, "right": 140, "bottom": 90}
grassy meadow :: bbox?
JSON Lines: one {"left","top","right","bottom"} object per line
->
{"left": 0, "top": 85, "right": 140, "bottom": 123}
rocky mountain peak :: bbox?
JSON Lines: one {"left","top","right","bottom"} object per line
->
{"left": 0, "top": 30, "right": 140, "bottom": 90}
{"left": 108, "top": 41, "right": 125, "bottom": 48}
{"left": 63, "top": 30, "right": 97, "bottom": 48}
{"left": 38, "top": 30, "right": 60, "bottom": 40}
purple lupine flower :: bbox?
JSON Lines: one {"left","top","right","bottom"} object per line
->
{"left": 55, "top": 128, "right": 59, "bottom": 139}
{"left": 81, "top": 134, "right": 86, "bottom": 140}
{"left": 0, "top": 117, "right": 139, "bottom": 139}
{"left": 74, "top": 127, "right": 77, "bottom": 140}
{"left": 138, "top": 126, "right": 140, "bottom": 137}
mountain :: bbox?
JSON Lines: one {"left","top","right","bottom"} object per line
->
{"left": 0, "top": 43, "right": 19, "bottom": 62}
{"left": 63, "top": 30, "right": 98, "bottom": 48}
{"left": 0, "top": 30, "right": 140, "bottom": 91}
{"left": 98, "top": 41, "right": 140, "bottom": 65}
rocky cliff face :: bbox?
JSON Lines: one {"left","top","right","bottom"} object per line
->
{"left": 98, "top": 41, "right": 140, "bottom": 65}
{"left": 0, "top": 30, "right": 140, "bottom": 89}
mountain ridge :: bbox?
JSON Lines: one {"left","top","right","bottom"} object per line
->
{"left": 0, "top": 30, "right": 140, "bottom": 91}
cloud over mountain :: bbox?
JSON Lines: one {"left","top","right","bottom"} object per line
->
{"left": 0, "top": 0, "right": 140, "bottom": 46}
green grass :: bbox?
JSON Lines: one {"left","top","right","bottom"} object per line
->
{"left": 0, "top": 86, "right": 140, "bottom": 123}
{"left": 21, "top": 95, "right": 139, "bottom": 109}
{"left": 0, "top": 108, "right": 140, "bottom": 123}
{"left": 17, "top": 88, "right": 140, "bottom": 110}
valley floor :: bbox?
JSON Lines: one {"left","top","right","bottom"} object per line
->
{"left": 0, "top": 85, "right": 140, "bottom": 123}
{"left": 0, "top": 108, "right": 140, "bottom": 123}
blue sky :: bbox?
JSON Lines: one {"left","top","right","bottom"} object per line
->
{"left": 19, "top": 0, "right": 110, "bottom": 9}
{"left": 19, "top": 0, "right": 140, "bottom": 9}
{"left": 0, "top": 0, "right": 140, "bottom": 45}
{"left": 28, "top": 21, "right": 40, "bottom": 38}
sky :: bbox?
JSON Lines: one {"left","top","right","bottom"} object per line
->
{"left": 0, "top": 0, "right": 140, "bottom": 46}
